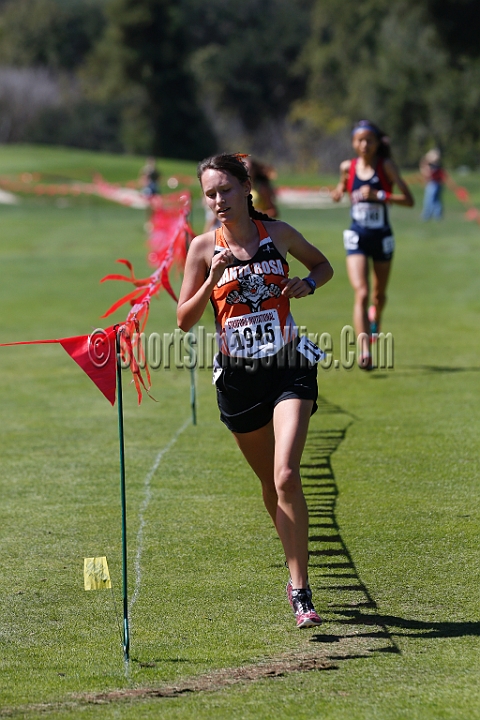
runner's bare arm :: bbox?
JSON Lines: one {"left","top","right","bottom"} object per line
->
{"left": 177, "top": 233, "right": 235, "bottom": 331}
{"left": 268, "top": 222, "right": 333, "bottom": 299}
{"left": 383, "top": 159, "right": 415, "bottom": 207}
{"left": 331, "top": 160, "right": 351, "bottom": 202}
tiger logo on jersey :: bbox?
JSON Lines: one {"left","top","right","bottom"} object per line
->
{"left": 226, "top": 273, "right": 281, "bottom": 314}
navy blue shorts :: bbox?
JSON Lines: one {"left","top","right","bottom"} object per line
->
{"left": 343, "top": 228, "right": 394, "bottom": 262}
{"left": 215, "top": 344, "right": 318, "bottom": 434}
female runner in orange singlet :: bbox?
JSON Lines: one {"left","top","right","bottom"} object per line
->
{"left": 177, "top": 153, "right": 333, "bottom": 628}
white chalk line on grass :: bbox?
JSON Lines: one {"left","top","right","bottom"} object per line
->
{"left": 128, "top": 417, "right": 191, "bottom": 620}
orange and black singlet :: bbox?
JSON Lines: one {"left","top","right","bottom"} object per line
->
{"left": 210, "top": 220, "right": 297, "bottom": 358}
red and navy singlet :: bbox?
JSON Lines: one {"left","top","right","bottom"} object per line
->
{"left": 347, "top": 157, "right": 393, "bottom": 234}
{"left": 344, "top": 158, "right": 395, "bottom": 261}
{"left": 210, "top": 220, "right": 297, "bottom": 358}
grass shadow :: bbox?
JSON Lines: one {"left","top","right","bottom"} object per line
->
{"left": 304, "top": 396, "right": 480, "bottom": 655}
{"left": 404, "top": 365, "right": 480, "bottom": 374}
{"left": 330, "top": 611, "right": 480, "bottom": 639}
{"left": 303, "top": 398, "right": 401, "bottom": 655}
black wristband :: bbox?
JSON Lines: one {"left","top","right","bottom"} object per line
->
{"left": 302, "top": 277, "right": 316, "bottom": 294}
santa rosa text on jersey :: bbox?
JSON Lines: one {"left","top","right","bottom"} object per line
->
{"left": 216, "top": 258, "right": 285, "bottom": 288}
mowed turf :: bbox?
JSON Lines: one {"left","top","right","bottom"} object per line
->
{"left": 0, "top": 146, "right": 479, "bottom": 719}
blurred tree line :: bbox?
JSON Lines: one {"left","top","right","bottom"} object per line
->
{"left": 0, "top": 0, "right": 478, "bottom": 168}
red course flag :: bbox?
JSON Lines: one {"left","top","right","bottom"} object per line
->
{"left": 0, "top": 326, "right": 118, "bottom": 405}
{"left": 60, "top": 327, "right": 117, "bottom": 405}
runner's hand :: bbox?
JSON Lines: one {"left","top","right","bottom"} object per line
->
{"left": 209, "top": 248, "right": 234, "bottom": 285}
{"left": 359, "top": 184, "right": 377, "bottom": 201}
{"left": 281, "top": 277, "right": 312, "bottom": 299}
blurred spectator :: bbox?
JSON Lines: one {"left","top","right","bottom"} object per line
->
{"left": 141, "top": 157, "right": 161, "bottom": 198}
{"left": 420, "top": 149, "right": 445, "bottom": 220}
{"left": 243, "top": 157, "right": 279, "bottom": 218}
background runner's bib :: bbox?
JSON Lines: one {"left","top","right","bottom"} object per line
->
{"left": 351, "top": 202, "right": 385, "bottom": 229}
{"left": 224, "top": 309, "right": 283, "bottom": 358}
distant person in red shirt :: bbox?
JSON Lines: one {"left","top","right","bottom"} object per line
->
{"left": 420, "top": 149, "right": 445, "bottom": 220}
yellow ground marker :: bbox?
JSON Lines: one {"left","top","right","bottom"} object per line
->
{"left": 84, "top": 556, "right": 112, "bottom": 590}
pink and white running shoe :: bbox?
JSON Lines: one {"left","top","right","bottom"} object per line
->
{"left": 286, "top": 579, "right": 322, "bottom": 629}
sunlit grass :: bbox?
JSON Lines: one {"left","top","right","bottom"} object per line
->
{"left": 0, "top": 145, "right": 479, "bottom": 719}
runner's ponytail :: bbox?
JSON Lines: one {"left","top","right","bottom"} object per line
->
{"left": 247, "top": 193, "right": 276, "bottom": 221}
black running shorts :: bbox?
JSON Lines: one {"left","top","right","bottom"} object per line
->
{"left": 344, "top": 227, "right": 394, "bottom": 262}
{"left": 215, "top": 343, "right": 318, "bottom": 434}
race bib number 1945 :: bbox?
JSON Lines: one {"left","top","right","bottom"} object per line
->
{"left": 224, "top": 309, "right": 284, "bottom": 358}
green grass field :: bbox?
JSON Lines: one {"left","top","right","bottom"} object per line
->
{"left": 0, "top": 145, "right": 479, "bottom": 719}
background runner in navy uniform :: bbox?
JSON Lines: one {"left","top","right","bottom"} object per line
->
{"left": 331, "top": 120, "right": 414, "bottom": 368}
{"left": 178, "top": 153, "right": 333, "bottom": 628}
